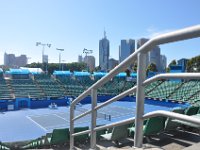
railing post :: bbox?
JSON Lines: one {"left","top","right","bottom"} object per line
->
{"left": 134, "top": 52, "right": 146, "bottom": 148}
{"left": 90, "top": 89, "right": 97, "bottom": 149}
{"left": 70, "top": 104, "right": 75, "bottom": 150}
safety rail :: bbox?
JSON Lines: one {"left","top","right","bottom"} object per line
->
{"left": 70, "top": 25, "right": 200, "bottom": 149}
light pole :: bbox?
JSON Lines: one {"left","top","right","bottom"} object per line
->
{"left": 56, "top": 48, "right": 64, "bottom": 70}
{"left": 36, "top": 42, "right": 51, "bottom": 73}
{"left": 83, "top": 48, "right": 93, "bottom": 71}
{"left": 62, "top": 60, "right": 65, "bottom": 71}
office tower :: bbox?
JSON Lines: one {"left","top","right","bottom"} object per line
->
{"left": 84, "top": 55, "right": 95, "bottom": 72}
{"left": 109, "top": 58, "right": 119, "bottom": 70}
{"left": 137, "top": 38, "right": 149, "bottom": 69}
{"left": 177, "top": 58, "right": 188, "bottom": 72}
{"left": 160, "top": 55, "right": 167, "bottom": 72}
{"left": 149, "top": 46, "right": 161, "bottom": 71}
{"left": 119, "top": 39, "right": 135, "bottom": 63}
{"left": 99, "top": 31, "right": 110, "bottom": 71}
{"left": 4, "top": 52, "right": 28, "bottom": 68}
{"left": 78, "top": 55, "right": 83, "bottom": 63}
{"left": 137, "top": 38, "right": 162, "bottom": 72}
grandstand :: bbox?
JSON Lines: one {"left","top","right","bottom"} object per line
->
{"left": 0, "top": 69, "right": 200, "bottom": 108}
{"left": 0, "top": 69, "right": 200, "bottom": 149}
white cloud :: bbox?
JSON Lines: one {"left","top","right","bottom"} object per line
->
{"left": 146, "top": 26, "right": 175, "bottom": 38}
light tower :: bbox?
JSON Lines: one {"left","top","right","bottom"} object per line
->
{"left": 36, "top": 42, "right": 51, "bottom": 63}
{"left": 83, "top": 48, "right": 93, "bottom": 71}
{"left": 56, "top": 48, "right": 64, "bottom": 70}
{"left": 36, "top": 42, "right": 51, "bottom": 73}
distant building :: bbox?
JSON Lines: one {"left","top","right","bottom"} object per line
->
{"left": 149, "top": 46, "right": 161, "bottom": 71}
{"left": 4, "top": 52, "right": 28, "bottom": 68}
{"left": 43, "top": 55, "right": 48, "bottom": 63}
{"left": 78, "top": 55, "right": 83, "bottom": 63}
{"left": 160, "top": 55, "right": 167, "bottom": 72}
{"left": 84, "top": 56, "right": 95, "bottom": 72}
{"left": 99, "top": 31, "right": 110, "bottom": 71}
{"left": 109, "top": 58, "right": 119, "bottom": 70}
{"left": 137, "top": 38, "right": 163, "bottom": 72}
{"left": 177, "top": 58, "right": 189, "bottom": 72}
{"left": 119, "top": 39, "right": 135, "bottom": 63}
{"left": 137, "top": 38, "right": 149, "bottom": 69}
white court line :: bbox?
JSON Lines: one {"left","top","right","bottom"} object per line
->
{"left": 53, "top": 114, "right": 69, "bottom": 122}
{"left": 26, "top": 116, "right": 48, "bottom": 131}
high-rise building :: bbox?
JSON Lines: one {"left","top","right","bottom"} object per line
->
{"left": 78, "top": 55, "right": 83, "bottom": 63}
{"left": 99, "top": 31, "right": 110, "bottom": 71}
{"left": 137, "top": 38, "right": 162, "bottom": 72}
{"left": 137, "top": 38, "right": 149, "bottom": 69}
{"left": 84, "top": 56, "right": 95, "bottom": 72}
{"left": 108, "top": 58, "right": 119, "bottom": 70}
{"left": 4, "top": 52, "right": 28, "bottom": 67}
{"left": 119, "top": 39, "right": 135, "bottom": 63}
{"left": 177, "top": 58, "right": 189, "bottom": 72}
{"left": 149, "top": 46, "right": 161, "bottom": 71}
{"left": 160, "top": 55, "right": 167, "bottom": 72}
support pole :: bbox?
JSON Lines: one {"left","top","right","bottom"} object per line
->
{"left": 70, "top": 105, "right": 75, "bottom": 150}
{"left": 90, "top": 89, "right": 97, "bottom": 149}
{"left": 134, "top": 52, "right": 146, "bottom": 148}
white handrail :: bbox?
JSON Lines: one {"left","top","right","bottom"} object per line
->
{"left": 71, "top": 110, "right": 200, "bottom": 136}
{"left": 70, "top": 25, "right": 200, "bottom": 149}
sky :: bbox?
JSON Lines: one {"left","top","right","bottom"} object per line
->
{"left": 0, "top": 0, "right": 200, "bottom": 66}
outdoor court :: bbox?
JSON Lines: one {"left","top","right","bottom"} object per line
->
{"left": 0, "top": 100, "right": 187, "bottom": 142}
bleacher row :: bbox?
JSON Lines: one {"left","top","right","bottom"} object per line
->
{"left": 0, "top": 74, "right": 200, "bottom": 104}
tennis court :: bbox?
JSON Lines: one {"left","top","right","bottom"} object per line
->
{"left": 0, "top": 100, "right": 189, "bottom": 142}
{"left": 27, "top": 104, "right": 136, "bottom": 131}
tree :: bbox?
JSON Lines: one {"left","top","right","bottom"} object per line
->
{"left": 168, "top": 59, "right": 177, "bottom": 67}
{"left": 146, "top": 63, "right": 157, "bottom": 76}
{"left": 187, "top": 55, "right": 200, "bottom": 72}
{"left": 147, "top": 63, "right": 157, "bottom": 72}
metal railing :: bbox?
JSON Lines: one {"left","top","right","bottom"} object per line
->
{"left": 70, "top": 25, "right": 200, "bottom": 149}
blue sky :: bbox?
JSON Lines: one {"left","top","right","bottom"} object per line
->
{"left": 0, "top": 0, "right": 200, "bottom": 66}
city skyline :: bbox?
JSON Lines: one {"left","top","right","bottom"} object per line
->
{"left": 0, "top": 0, "right": 200, "bottom": 66}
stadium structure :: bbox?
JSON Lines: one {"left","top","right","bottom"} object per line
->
{"left": 0, "top": 25, "right": 200, "bottom": 150}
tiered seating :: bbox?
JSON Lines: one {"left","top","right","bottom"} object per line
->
{"left": 56, "top": 75, "right": 85, "bottom": 96}
{"left": 190, "top": 91, "right": 200, "bottom": 103}
{"left": 10, "top": 79, "right": 44, "bottom": 98}
{"left": 147, "top": 81, "right": 182, "bottom": 100}
{"left": 168, "top": 81, "right": 197, "bottom": 101}
{"left": 0, "top": 78, "right": 13, "bottom": 100}
{"left": 182, "top": 81, "right": 200, "bottom": 102}
{"left": 35, "top": 74, "right": 66, "bottom": 97}
{"left": 145, "top": 80, "right": 163, "bottom": 94}
{"left": 98, "top": 78, "right": 135, "bottom": 96}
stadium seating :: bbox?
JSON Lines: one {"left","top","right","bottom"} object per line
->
{"left": 34, "top": 74, "right": 66, "bottom": 98}
{"left": 0, "top": 78, "right": 13, "bottom": 100}
{"left": 9, "top": 79, "right": 44, "bottom": 98}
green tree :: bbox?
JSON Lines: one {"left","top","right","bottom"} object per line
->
{"left": 168, "top": 59, "right": 177, "bottom": 67}
{"left": 187, "top": 55, "right": 200, "bottom": 72}
{"left": 147, "top": 63, "right": 157, "bottom": 72}
{"left": 146, "top": 63, "right": 157, "bottom": 76}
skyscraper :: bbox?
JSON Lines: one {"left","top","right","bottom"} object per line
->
{"left": 99, "top": 31, "right": 110, "bottom": 71}
{"left": 108, "top": 58, "right": 119, "bottom": 70}
{"left": 84, "top": 55, "right": 95, "bottom": 72}
{"left": 149, "top": 46, "right": 161, "bottom": 71}
{"left": 137, "top": 38, "right": 149, "bottom": 69}
{"left": 78, "top": 55, "right": 83, "bottom": 63}
{"left": 119, "top": 39, "right": 135, "bottom": 63}
{"left": 137, "top": 38, "right": 162, "bottom": 72}
{"left": 4, "top": 52, "right": 28, "bottom": 68}
{"left": 160, "top": 55, "right": 167, "bottom": 72}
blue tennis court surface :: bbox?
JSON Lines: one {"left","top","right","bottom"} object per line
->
{"left": 0, "top": 100, "right": 189, "bottom": 142}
